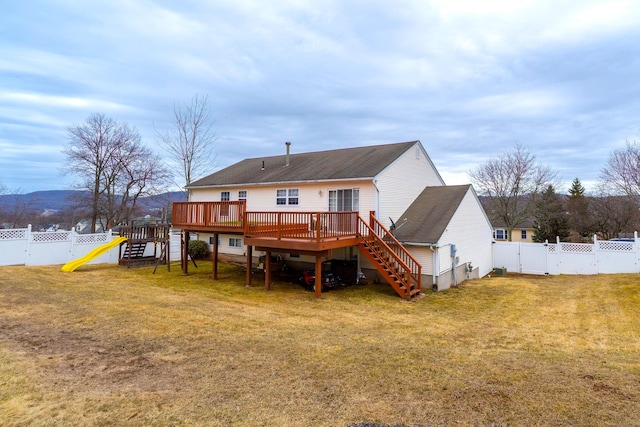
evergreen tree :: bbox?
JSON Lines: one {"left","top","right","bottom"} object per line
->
{"left": 533, "top": 185, "right": 570, "bottom": 242}
{"left": 568, "top": 178, "right": 585, "bottom": 197}
{"left": 566, "top": 178, "right": 591, "bottom": 240}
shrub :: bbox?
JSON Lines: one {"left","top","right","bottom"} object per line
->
{"left": 188, "top": 239, "right": 209, "bottom": 259}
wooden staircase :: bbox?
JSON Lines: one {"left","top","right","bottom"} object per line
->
{"left": 357, "top": 213, "right": 422, "bottom": 300}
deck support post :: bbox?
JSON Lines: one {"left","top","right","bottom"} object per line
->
{"left": 265, "top": 250, "right": 272, "bottom": 290}
{"left": 314, "top": 255, "right": 322, "bottom": 298}
{"left": 182, "top": 231, "right": 190, "bottom": 275}
{"left": 245, "top": 245, "right": 253, "bottom": 286}
{"left": 166, "top": 231, "right": 170, "bottom": 272}
{"left": 212, "top": 233, "right": 219, "bottom": 280}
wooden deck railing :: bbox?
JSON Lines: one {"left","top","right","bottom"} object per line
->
{"left": 357, "top": 213, "right": 422, "bottom": 296}
{"left": 368, "top": 213, "right": 421, "bottom": 286}
{"left": 172, "top": 201, "right": 246, "bottom": 231}
{"left": 119, "top": 224, "right": 170, "bottom": 240}
{"left": 244, "top": 211, "right": 359, "bottom": 241}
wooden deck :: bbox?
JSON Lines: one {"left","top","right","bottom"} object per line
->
{"left": 244, "top": 211, "right": 361, "bottom": 251}
{"left": 172, "top": 201, "right": 422, "bottom": 299}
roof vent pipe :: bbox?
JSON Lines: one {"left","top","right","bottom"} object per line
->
{"left": 285, "top": 141, "right": 291, "bottom": 167}
{"left": 261, "top": 160, "right": 265, "bottom": 171}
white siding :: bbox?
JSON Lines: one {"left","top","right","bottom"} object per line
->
{"left": 190, "top": 181, "right": 377, "bottom": 216}
{"left": 437, "top": 189, "right": 493, "bottom": 279}
{"left": 388, "top": 244, "right": 428, "bottom": 277}
{"left": 375, "top": 143, "right": 445, "bottom": 229}
{"left": 404, "top": 246, "right": 435, "bottom": 276}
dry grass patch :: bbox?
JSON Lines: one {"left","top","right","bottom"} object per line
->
{"left": 1, "top": 262, "right": 639, "bottom": 426}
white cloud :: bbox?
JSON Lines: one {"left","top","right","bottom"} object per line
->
{"left": 464, "top": 90, "right": 570, "bottom": 117}
{"left": 0, "top": 91, "right": 131, "bottom": 112}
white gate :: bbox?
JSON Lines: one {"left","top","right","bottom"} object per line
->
{"left": 519, "top": 243, "right": 547, "bottom": 275}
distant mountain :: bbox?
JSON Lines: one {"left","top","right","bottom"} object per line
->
{"left": 0, "top": 190, "right": 187, "bottom": 213}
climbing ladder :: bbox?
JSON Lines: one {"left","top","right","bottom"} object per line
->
{"left": 118, "top": 224, "right": 170, "bottom": 268}
{"left": 125, "top": 241, "right": 147, "bottom": 258}
{"left": 357, "top": 214, "right": 421, "bottom": 300}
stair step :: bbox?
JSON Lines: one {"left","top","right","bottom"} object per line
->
{"left": 358, "top": 225, "right": 420, "bottom": 300}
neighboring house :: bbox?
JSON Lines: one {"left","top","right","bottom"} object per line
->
{"left": 75, "top": 219, "right": 106, "bottom": 234}
{"left": 175, "top": 140, "right": 493, "bottom": 297}
{"left": 491, "top": 218, "right": 534, "bottom": 242}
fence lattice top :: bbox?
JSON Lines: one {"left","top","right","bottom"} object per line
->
{"left": 598, "top": 241, "right": 634, "bottom": 252}
{"left": 560, "top": 243, "right": 593, "bottom": 253}
{"left": 0, "top": 229, "right": 27, "bottom": 240}
{"left": 75, "top": 234, "right": 109, "bottom": 244}
{"left": 30, "top": 231, "right": 72, "bottom": 243}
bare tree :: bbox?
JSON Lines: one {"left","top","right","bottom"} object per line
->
{"left": 107, "top": 147, "right": 170, "bottom": 226}
{"left": 600, "top": 139, "right": 640, "bottom": 201}
{"left": 589, "top": 194, "right": 640, "bottom": 240}
{"left": 470, "top": 144, "right": 556, "bottom": 241}
{"left": 64, "top": 113, "right": 169, "bottom": 232}
{"left": 156, "top": 94, "right": 217, "bottom": 190}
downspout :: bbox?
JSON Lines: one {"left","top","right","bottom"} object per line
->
{"left": 451, "top": 244, "right": 458, "bottom": 287}
{"left": 405, "top": 241, "right": 438, "bottom": 291}
{"left": 372, "top": 179, "right": 380, "bottom": 219}
{"left": 430, "top": 245, "right": 438, "bottom": 292}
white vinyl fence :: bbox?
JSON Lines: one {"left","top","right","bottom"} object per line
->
{"left": 0, "top": 225, "right": 119, "bottom": 267}
{"left": 493, "top": 234, "right": 640, "bottom": 275}
{"left": 0, "top": 225, "right": 183, "bottom": 267}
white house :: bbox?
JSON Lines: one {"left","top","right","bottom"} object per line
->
{"left": 175, "top": 140, "right": 492, "bottom": 297}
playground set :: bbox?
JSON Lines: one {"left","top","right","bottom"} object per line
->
{"left": 61, "top": 223, "right": 170, "bottom": 272}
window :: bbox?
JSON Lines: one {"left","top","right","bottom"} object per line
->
{"left": 228, "top": 238, "right": 242, "bottom": 248}
{"left": 276, "top": 188, "right": 299, "bottom": 206}
{"left": 238, "top": 190, "right": 247, "bottom": 201}
{"left": 521, "top": 230, "right": 527, "bottom": 240}
{"left": 329, "top": 189, "right": 359, "bottom": 211}
{"left": 494, "top": 229, "right": 506, "bottom": 240}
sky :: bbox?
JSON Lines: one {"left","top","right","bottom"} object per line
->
{"left": 2, "top": 0, "right": 640, "bottom": 194}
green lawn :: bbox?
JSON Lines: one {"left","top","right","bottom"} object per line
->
{"left": 1, "top": 262, "right": 639, "bottom": 426}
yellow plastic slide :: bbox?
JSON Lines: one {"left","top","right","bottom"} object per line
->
{"left": 61, "top": 236, "right": 128, "bottom": 272}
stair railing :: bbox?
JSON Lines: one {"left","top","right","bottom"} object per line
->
{"left": 356, "top": 215, "right": 421, "bottom": 298}
{"left": 368, "top": 213, "right": 421, "bottom": 289}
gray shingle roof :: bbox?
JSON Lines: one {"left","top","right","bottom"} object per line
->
{"left": 490, "top": 217, "right": 534, "bottom": 229}
{"left": 188, "top": 141, "right": 419, "bottom": 187}
{"left": 392, "top": 185, "right": 472, "bottom": 244}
